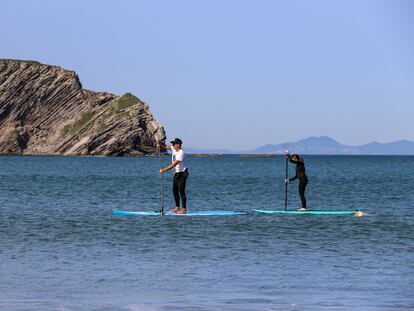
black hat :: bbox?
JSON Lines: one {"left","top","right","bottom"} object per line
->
{"left": 170, "top": 138, "right": 182, "bottom": 145}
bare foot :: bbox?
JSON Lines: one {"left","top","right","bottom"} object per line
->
{"left": 174, "top": 208, "right": 187, "bottom": 214}
{"left": 170, "top": 207, "right": 179, "bottom": 213}
{"left": 298, "top": 207, "right": 308, "bottom": 211}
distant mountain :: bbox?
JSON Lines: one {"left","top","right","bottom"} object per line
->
{"left": 254, "top": 136, "right": 359, "bottom": 154}
{"left": 355, "top": 140, "right": 414, "bottom": 155}
{"left": 187, "top": 136, "right": 414, "bottom": 155}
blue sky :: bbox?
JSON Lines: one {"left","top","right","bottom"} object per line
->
{"left": 1, "top": 0, "right": 413, "bottom": 149}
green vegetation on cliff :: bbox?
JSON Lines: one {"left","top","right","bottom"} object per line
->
{"left": 115, "top": 93, "right": 140, "bottom": 112}
{"left": 62, "top": 111, "right": 94, "bottom": 136}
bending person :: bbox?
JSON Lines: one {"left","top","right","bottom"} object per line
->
{"left": 285, "top": 153, "right": 308, "bottom": 210}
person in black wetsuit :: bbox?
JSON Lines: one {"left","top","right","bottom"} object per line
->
{"left": 285, "top": 153, "right": 308, "bottom": 210}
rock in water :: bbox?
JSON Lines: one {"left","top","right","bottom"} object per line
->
{"left": 0, "top": 59, "right": 166, "bottom": 156}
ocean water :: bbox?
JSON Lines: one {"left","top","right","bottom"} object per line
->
{"left": 0, "top": 155, "right": 413, "bottom": 311}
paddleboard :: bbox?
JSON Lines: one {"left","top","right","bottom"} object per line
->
{"left": 254, "top": 209, "right": 365, "bottom": 216}
{"left": 112, "top": 209, "right": 247, "bottom": 216}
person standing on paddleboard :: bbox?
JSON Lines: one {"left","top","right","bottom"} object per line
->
{"left": 285, "top": 153, "right": 308, "bottom": 210}
{"left": 158, "top": 138, "right": 189, "bottom": 214}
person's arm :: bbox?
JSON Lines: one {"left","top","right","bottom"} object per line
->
{"left": 160, "top": 159, "right": 181, "bottom": 174}
{"left": 285, "top": 171, "right": 298, "bottom": 182}
{"left": 157, "top": 141, "right": 172, "bottom": 150}
{"left": 285, "top": 155, "right": 298, "bottom": 182}
{"left": 288, "top": 174, "right": 298, "bottom": 182}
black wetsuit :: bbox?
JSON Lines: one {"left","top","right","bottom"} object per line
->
{"left": 288, "top": 157, "right": 308, "bottom": 208}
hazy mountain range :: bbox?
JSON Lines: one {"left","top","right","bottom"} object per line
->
{"left": 186, "top": 136, "right": 414, "bottom": 155}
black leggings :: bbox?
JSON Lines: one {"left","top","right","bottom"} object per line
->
{"left": 299, "top": 177, "right": 308, "bottom": 208}
{"left": 173, "top": 169, "right": 189, "bottom": 208}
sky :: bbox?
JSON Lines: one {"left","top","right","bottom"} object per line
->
{"left": 1, "top": 0, "right": 413, "bottom": 150}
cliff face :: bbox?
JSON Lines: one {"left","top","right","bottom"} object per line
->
{"left": 0, "top": 60, "right": 166, "bottom": 156}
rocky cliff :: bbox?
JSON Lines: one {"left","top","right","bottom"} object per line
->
{"left": 0, "top": 59, "right": 166, "bottom": 156}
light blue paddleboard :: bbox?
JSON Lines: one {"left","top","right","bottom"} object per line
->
{"left": 254, "top": 209, "right": 364, "bottom": 215}
{"left": 112, "top": 209, "right": 247, "bottom": 216}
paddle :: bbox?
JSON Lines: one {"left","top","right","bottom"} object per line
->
{"left": 158, "top": 145, "right": 165, "bottom": 216}
{"left": 284, "top": 150, "right": 289, "bottom": 210}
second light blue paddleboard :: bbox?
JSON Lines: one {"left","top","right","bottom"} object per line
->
{"left": 254, "top": 209, "right": 364, "bottom": 215}
{"left": 112, "top": 209, "right": 246, "bottom": 216}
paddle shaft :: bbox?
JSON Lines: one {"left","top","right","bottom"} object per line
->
{"left": 284, "top": 151, "right": 288, "bottom": 210}
{"left": 158, "top": 147, "right": 165, "bottom": 215}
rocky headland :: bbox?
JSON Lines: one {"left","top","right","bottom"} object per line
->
{"left": 0, "top": 59, "right": 165, "bottom": 156}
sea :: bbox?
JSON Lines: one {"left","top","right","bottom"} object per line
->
{"left": 0, "top": 155, "right": 413, "bottom": 311}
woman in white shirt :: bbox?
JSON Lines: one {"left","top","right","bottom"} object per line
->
{"left": 158, "top": 138, "right": 189, "bottom": 214}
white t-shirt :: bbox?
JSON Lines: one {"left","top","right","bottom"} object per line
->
{"left": 172, "top": 149, "right": 188, "bottom": 173}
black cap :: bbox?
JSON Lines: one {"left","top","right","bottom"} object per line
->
{"left": 170, "top": 138, "right": 182, "bottom": 145}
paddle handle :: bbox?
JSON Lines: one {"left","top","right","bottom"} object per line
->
{"left": 284, "top": 150, "right": 288, "bottom": 210}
